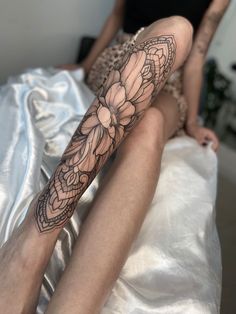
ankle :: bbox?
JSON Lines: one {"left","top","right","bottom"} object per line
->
{"left": 4, "top": 197, "right": 57, "bottom": 270}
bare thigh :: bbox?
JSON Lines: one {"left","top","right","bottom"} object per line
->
{"left": 150, "top": 91, "right": 181, "bottom": 141}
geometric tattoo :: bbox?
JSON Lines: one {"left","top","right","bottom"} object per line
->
{"left": 34, "top": 35, "right": 176, "bottom": 233}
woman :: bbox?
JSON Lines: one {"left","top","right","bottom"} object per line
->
{"left": 63, "top": 0, "right": 229, "bottom": 150}
{"left": 0, "top": 1, "right": 229, "bottom": 313}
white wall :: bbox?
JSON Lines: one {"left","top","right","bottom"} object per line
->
{"left": 0, "top": 0, "right": 115, "bottom": 83}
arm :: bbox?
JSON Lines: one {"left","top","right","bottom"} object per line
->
{"left": 183, "top": 0, "right": 230, "bottom": 150}
{"left": 59, "top": 0, "right": 125, "bottom": 73}
{"left": 81, "top": 0, "right": 125, "bottom": 74}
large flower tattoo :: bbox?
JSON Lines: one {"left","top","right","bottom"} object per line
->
{"left": 35, "top": 35, "right": 176, "bottom": 233}
{"left": 104, "top": 50, "right": 155, "bottom": 116}
{"left": 80, "top": 82, "right": 136, "bottom": 159}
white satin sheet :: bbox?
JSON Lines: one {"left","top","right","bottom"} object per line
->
{"left": 0, "top": 68, "right": 221, "bottom": 313}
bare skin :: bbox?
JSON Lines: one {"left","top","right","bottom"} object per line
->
{"left": 0, "top": 16, "right": 192, "bottom": 314}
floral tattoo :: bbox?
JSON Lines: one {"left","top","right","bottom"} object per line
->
{"left": 35, "top": 35, "right": 176, "bottom": 233}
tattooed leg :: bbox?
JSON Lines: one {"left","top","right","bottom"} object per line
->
{"left": 46, "top": 94, "right": 181, "bottom": 314}
{"left": 0, "top": 16, "right": 192, "bottom": 314}
{"left": 35, "top": 37, "right": 176, "bottom": 233}
{"left": 35, "top": 17, "right": 192, "bottom": 234}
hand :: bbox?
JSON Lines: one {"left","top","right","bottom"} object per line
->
{"left": 56, "top": 64, "right": 81, "bottom": 71}
{"left": 186, "top": 122, "right": 219, "bottom": 152}
{"left": 56, "top": 60, "right": 91, "bottom": 75}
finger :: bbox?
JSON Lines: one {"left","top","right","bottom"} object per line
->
{"left": 211, "top": 135, "right": 219, "bottom": 152}
{"left": 198, "top": 132, "right": 212, "bottom": 147}
{"left": 197, "top": 134, "right": 207, "bottom": 146}
{"left": 205, "top": 131, "right": 219, "bottom": 152}
{"left": 56, "top": 64, "right": 77, "bottom": 70}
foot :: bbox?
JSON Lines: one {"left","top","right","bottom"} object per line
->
{"left": 0, "top": 199, "right": 56, "bottom": 314}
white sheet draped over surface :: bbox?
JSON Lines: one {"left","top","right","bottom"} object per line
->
{"left": 0, "top": 68, "right": 221, "bottom": 313}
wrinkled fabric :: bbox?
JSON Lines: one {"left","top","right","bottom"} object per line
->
{"left": 0, "top": 68, "right": 221, "bottom": 313}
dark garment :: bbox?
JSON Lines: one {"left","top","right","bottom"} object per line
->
{"left": 123, "top": 0, "right": 212, "bottom": 34}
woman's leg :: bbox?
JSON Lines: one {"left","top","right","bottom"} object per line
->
{"left": 46, "top": 92, "right": 180, "bottom": 314}
{"left": 0, "top": 16, "right": 192, "bottom": 314}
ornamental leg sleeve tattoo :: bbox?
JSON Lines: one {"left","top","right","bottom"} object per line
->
{"left": 35, "top": 35, "right": 176, "bottom": 233}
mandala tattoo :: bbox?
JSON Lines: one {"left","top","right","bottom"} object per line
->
{"left": 35, "top": 35, "right": 176, "bottom": 233}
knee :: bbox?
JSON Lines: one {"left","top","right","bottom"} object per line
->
{"left": 138, "top": 15, "right": 193, "bottom": 70}
{"left": 171, "top": 16, "right": 193, "bottom": 47}
{"left": 152, "top": 15, "right": 193, "bottom": 42}
{"left": 160, "top": 16, "right": 193, "bottom": 68}
{"left": 166, "top": 15, "right": 193, "bottom": 37}
{"left": 122, "top": 107, "right": 166, "bottom": 153}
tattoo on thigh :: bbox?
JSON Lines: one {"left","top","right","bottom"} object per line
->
{"left": 35, "top": 35, "right": 176, "bottom": 233}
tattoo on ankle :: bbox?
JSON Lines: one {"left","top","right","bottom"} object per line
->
{"left": 34, "top": 35, "right": 176, "bottom": 233}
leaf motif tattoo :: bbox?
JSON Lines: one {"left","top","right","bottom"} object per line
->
{"left": 35, "top": 35, "right": 176, "bottom": 233}
{"left": 196, "top": 11, "right": 225, "bottom": 55}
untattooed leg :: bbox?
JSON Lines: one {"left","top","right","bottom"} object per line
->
{"left": 0, "top": 16, "right": 192, "bottom": 314}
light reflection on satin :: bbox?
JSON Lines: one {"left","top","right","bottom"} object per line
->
{"left": 0, "top": 68, "right": 221, "bottom": 313}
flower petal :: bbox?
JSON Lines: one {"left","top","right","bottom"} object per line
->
{"left": 136, "top": 82, "right": 154, "bottom": 104}
{"left": 118, "top": 101, "right": 135, "bottom": 126}
{"left": 108, "top": 125, "right": 116, "bottom": 138}
{"left": 103, "top": 70, "right": 120, "bottom": 94}
{"left": 78, "top": 153, "right": 97, "bottom": 172}
{"left": 105, "top": 82, "right": 126, "bottom": 109}
{"left": 135, "top": 86, "right": 155, "bottom": 113}
{"left": 95, "top": 131, "right": 113, "bottom": 155}
{"left": 120, "top": 51, "right": 146, "bottom": 100}
{"left": 77, "top": 129, "right": 98, "bottom": 171}
{"left": 78, "top": 139, "right": 97, "bottom": 172}
{"left": 97, "top": 106, "right": 111, "bottom": 128}
{"left": 81, "top": 114, "right": 100, "bottom": 135}
{"left": 115, "top": 126, "right": 124, "bottom": 144}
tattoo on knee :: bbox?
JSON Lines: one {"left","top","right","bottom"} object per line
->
{"left": 34, "top": 35, "right": 176, "bottom": 233}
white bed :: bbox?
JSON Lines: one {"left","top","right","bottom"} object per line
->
{"left": 0, "top": 68, "right": 221, "bottom": 313}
